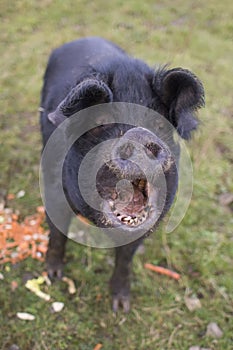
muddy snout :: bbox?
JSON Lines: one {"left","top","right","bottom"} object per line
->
{"left": 111, "top": 127, "right": 173, "bottom": 179}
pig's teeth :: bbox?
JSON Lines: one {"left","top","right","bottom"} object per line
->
{"left": 113, "top": 209, "right": 149, "bottom": 225}
{"left": 116, "top": 214, "right": 123, "bottom": 220}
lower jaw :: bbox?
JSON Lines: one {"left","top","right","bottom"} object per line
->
{"left": 102, "top": 187, "right": 160, "bottom": 232}
{"left": 108, "top": 203, "right": 150, "bottom": 227}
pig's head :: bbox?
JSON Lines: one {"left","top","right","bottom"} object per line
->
{"left": 48, "top": 66, "right": 204, "bottom": 236}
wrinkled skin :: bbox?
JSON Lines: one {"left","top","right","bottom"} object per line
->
{"left": 40, "top": 37, "right": 204, "bottom": 312}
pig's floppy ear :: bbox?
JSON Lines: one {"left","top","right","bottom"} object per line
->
{"left": 48, "top": 78, "right": 113, "bottom": 126}
{"left": 154, "top": 68, "right": 205, "bottom": 139}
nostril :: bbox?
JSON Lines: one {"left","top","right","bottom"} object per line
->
{"left": 118, "top": 142, "right": 134, "bottom": 160}
{"left": 145, "top": 142, "right": 161, "bottom": 159}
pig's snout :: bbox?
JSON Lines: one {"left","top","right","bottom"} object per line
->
{"left": 111, "top": 127, "right": 172, "bottom": 176}
{"left": 116, "top": 140, "right": 162, "bottom": 161}
{"left": 97, "top": 127, "right": 175, "bottom": 230}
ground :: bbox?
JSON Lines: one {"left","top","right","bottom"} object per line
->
{"left": 0, "top": 0, "right": 233, "bottom": 349}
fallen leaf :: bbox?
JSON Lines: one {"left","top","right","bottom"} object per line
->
{"left": 25, "top": 277, "right": 51, "bottom": 301}
{"left": 52, "top": 302, "right": 65, "bottom": 313}
{"left": 62, "top": 276, "right": 76, "bottom": 294}
{"left": 93, "top": 344, "right": 102, "bottom": 350}
{"left": 16, "top": 190, "right": 25, "bottom": 199}
{"left": 219, "top": 193, "right": 233, "bottom": 207}
{"left": 100, "top": 321, "right": 107, "bottom": 328}
{"left": 42, "top": 271, "right": 52, "bottom": 286}
{"left": 16, "top": 312, "right": 35, "bottom": 321}
{"left": 8, "top": 344, "right": 21, "bottom": 350}
{"left": 185, "top": 296, "right": 202, "bottom": 312}
{"left": 206, "top": 322, "right": 223, "bottom": 338}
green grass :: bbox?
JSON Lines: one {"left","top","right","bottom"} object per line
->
{"left": 0, "top": 0, "right": 233, "bottom": 349}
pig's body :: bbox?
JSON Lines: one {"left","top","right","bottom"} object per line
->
{"left": 40, "top": 37, "right": 204, "bottom": 312}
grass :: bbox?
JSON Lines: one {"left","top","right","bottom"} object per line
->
{"left": 0, "top": 0, "right": 233, "bottom": 349}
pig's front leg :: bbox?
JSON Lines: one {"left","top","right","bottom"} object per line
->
{"left": 110, "top": 238, "right": 143, "bottom": 313}
{"left": 46, "top": 213, "right": 71, "bottom": 279}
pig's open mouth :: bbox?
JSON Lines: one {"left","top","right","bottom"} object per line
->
{"left": 107, "top": 179, "right": 150, "bottom": 226}
{"left": 97, "top": 164, "right": 159, "bottom": 228}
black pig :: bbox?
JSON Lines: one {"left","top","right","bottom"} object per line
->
{"left": 40, "top": 37, "right": 204, "bottom": 312}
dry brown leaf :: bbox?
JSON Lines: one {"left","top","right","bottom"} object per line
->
{"left": 62, "top": 276, "right": 76, "bottom": 294}
{"left": 219, "top": 193, "right": 233, "bottom": 207}
{"left": 206, "top": 322, "right": 223, "bottom": 338}
{"left": 185, "top": 296, "right": 202, "bottom": 312}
